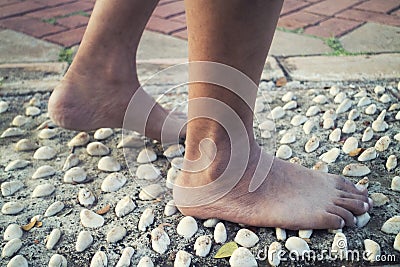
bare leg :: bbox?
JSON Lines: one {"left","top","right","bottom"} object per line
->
{"left": 174, "top": 0, "right": 372, "bottom": 229}
{"left": 48, "top": 0, "right": 185, "bottom": 142}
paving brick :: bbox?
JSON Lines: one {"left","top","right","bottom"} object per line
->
{"left": 33, "top": 0, "right": 78, "bottom": 8}
{"left": 44, "top": 26, "right": 86, "bottom": 47}
{"left": 56, "top": 14, "right": 89, "bottom": 28}
{"left": 0, "top": 1, "right": 44, "bottom": 19}
{"left": 336, "top": 9, "right": 400, "bottom": 27}
{"left": 354, "top": 0, "right": 400, "bottom": 13}
{"left": 171, "top": 28, "right": 187, "bottom": 40}
{"left": 281, "top": 0, "right": 310, "bottom": 16}
{"left": 304, "top": 0, "right": 362, "bottom": 16}
{"left": 277, "top": 12, "right": 327, "bottom": 30}
{"left": 304, "top": 17, "right": 363, "bottom": 37}
{"left": 0, "top": 16, "right": 66, "bottom": 38}
{"left": 26, "top": 1, "right": 93, "bottom": 19}
{"left": 146, "top": 16, "right": 185, "bottom": 35}
{"left": 153, "top": 1, "right": 185, "bottom": 19}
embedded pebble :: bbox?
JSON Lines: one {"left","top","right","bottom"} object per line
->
{"left": 303, "top": 119, "right": 316, "bottom": 134}
{"left": 394, "top": 233, "right": 400, "bottom": 252}
{"left": 370, "top": 193, "right": 389, "bottom": 207}
{"left": 282, "top": 100, "right": 297, "bottom": 110}
{"left": 32, "top": 165, "right": 56, "bottom": 179}
{"left": 136, "top": 164, "right": 161, "bottom": 180}
{"left": 381, "top": 216, "right": 400, "bottom": 234}
{"left": 101, "top": 173, "right": 127, "bottom": 192}
{"left": 78, "top": 188, "right": 96, "bottom": 207}
{"left": 396, "top": 111, "right": 400, "bottom": 120}
{"left": 348, "top": 109, "right": 360, "bottom": 120}
{"left": 357, "top": 96, "right": 371, "bottom": 107}
{"left": 117, "top": 135, "right": 143, "bottom": 148}
{"left": 32, "top": 183, "right": 55, "bottom": 198}
{"left": 334, "top": 92, "right": 346, "bottom": 103}
{"left": 2, "top": 238, "right": 22, "bottom": 258}
{"left": 343, "top": 163, "right": 370, "bottom": 176}
{"left": 48, "top": 254, "right": 67, "bottom": 267}
{"left": 137, "top": 256, "right": 154, "bottom": 267}
{"left": 282, "top": 91, "right": 295, "bottom": 102}
{"left": 364, "top": 239, "right": 381, "bottom": 262}
{"left": 38, "top": 128, "right": 57, "bottom": 139}
{"left": 5, "top": 159, "right": 30, "bottom": 171}
{"left": 177, "top": 216, "right": 198, "bottom": 239}
{"left": 312, "top": 94, "right": 327, "bottom": 104}
{"left": 365, "top": 104, "right": 377, "bottom": 115}
{"left": 285, "top": 236, "right": 310, "bottom": 256}
{"left": 203, "top": 218, "right": 220, "bottom": 228}
{"left": 194, "top": 235, "right": 212, "bottom": 257}
{"left": 115, "top": 196, "right": 136, "bottom": 218}
{"left": 268, "top": 242, "right": 282, "bottom": 267}
{"left": 386, "top": 155, "right": 397, "bottom": 171}
{"left": 372, "top": 120, "right": 388, "bottom": 132}
{"left": 254, "top": 99, "right": 264, "bottom": 113}
{"left": 279, "top": 132, "right": 296, "bottom": 144}
{"left": 46, "top": 229, "right": 61, "bottom": 250}
{"left": 116, "top": 247, "right": 134, "bottom": 267}
{"left": 163, "top": 144, "right": 185, "bottom": 158}
{"left": 342, "top": 120, "right": 356, "bottom": 134}
{"left": 258, "top": 120, "right": 275, "bottom": 131}
{"left": 377, "top": 109, "right": 387, "bottom": 121}
{"left": 342, "top": 137, "right": 358, "bottom": 154}
{"left": 391, "top": 176, "right": 400, "bottom": 191}
{"left": 304, "top": 135, "right": 319, "bottom": 153}
{"left": 362, "top": 127, "right": 373, "bottom": 142}
{"left": 87, "top": 142, "right": 110, "bottom": 156}
{"left": 11, "top": 115, "right": 30, "bottom": 127}
{"left": 80, "top": 209, "right": 104, "bottom": 228}
{"left": 261, "top": 130, "right": 272, "bottom": 139}
{"left": 323, "top": 118, "right": 335, "bottom": 129}
{"left": 1, "top": 128, "right": 24, "bottom": 138}
{"left": 0, "top": 100, "right": 9, "bottom": 113}
{"left": 336, "top": 98, "right": 352, "bottom": 114}
{"left": 275, "top": 228, "right": 287, "bottom": 241}
{"left": 33, "top": 146, "right": 56, "bottom": 160}
{"left": 138, "top": 208, "right": 154, "bottom": 231}
{"left": 356, "top": 213, "right": 370, "bottom": 228}
{"left": 76, "top": 231, "right": 93, "bottom": 252}
{"left": 164, "top": 200, "right": 177, "bottom": 216}
{"left": 98, "top": 156, "right": 121, "bottom": 172}
{"left": 379, "top": 93, "right": 391, "bottom": 103}
{"left": 138, "top": 184, "right": 164, "bottom": 200}
{"left": 322, "top": 109, "right": 337, "bottom": 120}
{"left": 331, "top": 233, "right": 348, "bottom": 259}
{"left": 355, "top": 177, "right": 369, "bottom": 191}
{"left": 213, "top": 222, "right": 227, "bottom": 244}
{"left": 15, "top": 139, "right": 37, "bottom": 151}
{"left": 7, "top": 255, "right": 28, "bottom": 267}
{"left": 320, "top": 148, "right": 340, "bottom": 163}
{"left": 3, "top": 224, "right": 23, "bottom": 241}
{"left": 62, "top": 154, "right": 79, "bottom": 171}
{"left": 289, "top": 157, "right": 302, "bottom": 165}
{"left": 1, "top": 202, "right": 24, "bottom": 215}
{"left": 151, "top": 227, "right": 170, "bottom": 254}
{"left": 64, "top": 167, "right": 87, "bottom": 183}
{"left": 25, "top": 106, "right": 41, "bottom": 116}
{"left": 94, "top": 128, "right": 113, "bottom": 140}
{"left": 329, "top": 128, "right": 341, "bottom": 142}
{"left": 306, "top": 105, "right": 320, "bottom": 116}
{"left": 137, "top": 148, "right": 157, "bottom": 163}
{"left": 298, "top": 229, "right": 313, "bottom": 239}
{"left": 44, "top": 201, "right": 64, "bottom": 217}
{"left": 358, "top": 147, "right": 377, "bottom": 161}
{"left": 268, "top": 106, "right": 285, "bottom": 119}
{"left": 234, "top": 229, "right": 259, "bottom": 248}
{"left": 36, "top": 120, "right": 57, "bottom": 130}
{"left": 395, "top": 133, "right": 400, "bottom": 141}
{"left": 1, "top": 181, "right": 24, "bottom": 197}
{"left": 313, "top": 161, "right": 328, "bottom": 172}
{"left": 389, "top": 103, "right": 400, "bottom": 111}
{"left": 290, "top": 114, "right": 307, "bottom": 126}
{"left": 106, "top": 226, "right": 126, "bottom": 243}
{"left": 90, "top": 251, "right": 107, "bottom": 267}
{"left": 276, "top": 145, "right": 292, "bottom": 159}
{"left": 174, "top": 250, "right": 191, "bottom": 267}
{"left": 171, "top": 157, "right": 184, "bottom": 169}
{"left": 68, "top": 132, "right": 90, "bottom": 147}
{"left": 374, "top": 85, "right": 385, "bottom": 95}
{"left": 229, "top": 247, "right": 257, "bottom": 267}
{"left": 374, "top": 135, "right": 390, "bottom": 151}
{"left": 166, "top": 168, "right": 179, "bottom": 189}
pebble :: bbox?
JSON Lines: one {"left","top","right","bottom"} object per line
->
{"left": 254, "top": 99, "right": 264, "bottom": 113}
{"left": 46, "top": 229, "right": 61, "bottom": 250}
{"left": 32, "top": 165, "right": 56, "bottom": 179}
{"left": 33, "top": 146, "right": 57, "bottom": 160}
{"left": 64, "top": 167, "right": 87, "bottom": 183}
{"left": 138, "top": 184, "right": 164, "bottom": 200}
{"left": 3, "top": 224, "right": 23, "bottom": 241}
{"left": 306, "top": 105, "right": 320, "bottom": 116}
{"left": 116, "top": 247, "right": 135, "bottom": 267}
{"left": 174, "top": 250, "right": 191, "bottom": 267}
{"left": 62, "top": 153, "right": 79, "bottom": 171}
{"left": 379, "top": 93, "right": 391, "bottom": 103}
{"left": 214, "top": 222, "right": 227, "bottom": 244}
{"left": 25, "top": 106, "right": 41, "bottom": 116}
{"left": 32, "top": 183, "right": 55, "bottom": 198}
{"left": 356, "top": 212, "right": 370, "bottom": 228}
{"left": 298, "top": 229, "right": 313, "bottom": 239}
{"left": 234, "top": 229, "right": 259, "bottom": 248}
{"left": 381, "top": 216, "right": 400, "bottom": 234}
{"left": 163, "top": 144, "right": 185, "bottom": 158}
{"left": 285, "top": 236, "right": 310, "bottom": 256}
{"left": 342, "top": 137, "right": 358, "bottom": 154}
{"left": 11, "top": 115, "right": 30, "bottom": 127}
{"left": 36, "top": 120, "right": 57, "bottom": 131}
{"left": 80, "top": 209, "right": 104, "bottom": 228}
{"left": 7, "top": 255, "right": 28, "bottom": 267}
{"left": 370, "top": 193, "right": 389, "bottom": 207}
{"left": 320, "top": 148, "right": 340, "bottom": 163}
{"left": 396, "top": 111, "right": 400, "bottom": 120}
{"left": 364, "top": 239, "right": 381, "bottom": 262}
{"left": 15, "top": 139, "right": 37, "bottom": 151}
{"left": 151, "top": 227, "right": 170, "bottom": 254}
{"left": 44, "top": 201, "right": 64, "bottom": 217}
{"left": 276, "top": 145, "right": 292, "bottom": 159}
{"left": 0, "top": 100, "right": 9, "bottom": 113}
{"left": 68, "top": 132, "right": 90, "bottom": 147}
{"left": 1, "top": 181, "right": 24, "bottom": 197}
{"left": 1, "top": 202, "right": 24, "bottom": 215}
{"left": 386, "top": 155, "right": 397, "bottom": 171}
{"left": 365, "top": 104, "right": 377, "bottom": 115}
{"left": 290, "top": 114, "right": 307, "bottom": 126}
{"left": 76, "top": 231, "right": 93, "bottom": 252}
{"left": 101, "top": 173, "right": 127, "bottom": 192}
{"left": 282, "top": 100, "right": 297, "bottom": 110}
{"left": 137, "top": 256, "right": 154, "bottom": 267}
{"left": 117, "top": 135, "right": 143, "bottom": 148}
{"left": 323, "top": 109, "right": 337, "bottom": 120}
{"left": 355, "top": 177, "right": 369, "bottom": 191}
{"left": 348, "top": 109, "right": 360, "bottom": 120}
{"left": 229, "top": 247, "right": 257, "bottom": 267}
{"left": 329, "top": 128, "right": 341, "bottom": 142}
{"left": 106, "top": 226, "right": 126, "bottom": 243}
{"left": 389, "top": 103, "right": 400, "bottom": 111}
{"left": 303, "top": 119, "right": 316, "bottom": 135}
{"left": 323, "top": 118, "right": 335, "bottom": 129}
{"left": 138, "top": 208, "right": 154, "bottom": 231}
{"left": 374, "top": 135, "right": 391, "bottom": 151}
{"left": 78, "top": 188, "right": 96, "bottom": 207}
{"left": 391, "top": 176, "right": 400, "bottom": 191}
{"left": 98, "top": 156, "right": 121, "bottom": 172}
{"left": 48, "top": 254, "right": 67, "bottom": 267}
{"left": 372, "top": 120, "right": 388, "bottom": 132}
{"left": 280, "top": 132, "right": 296, "bottom": 144}
{"left": 2, "top": 238, "right": 22, "bottom": 258}
{"left": 289, "top": 157, "right": 302, "bottom": 165}
{"left": 268, "top": 242, "right": 282, "bottom": 267}
{"left": 194, "top": 235, "right": 212, "bottom": 257}
{"left": 342, "top": 120, "right": 356, "bottom": 134}
{"left": 336, "top": 98, "right": 352, "bottom": 114}
{"left": 362, "top": 127, "right": 373, "bottom": 142}
{"left": 90, "top": 251, "right": 107, "bottom": 267}
{"left": 395, "top": 133, "right": 400, "bottom": 142}
{"left": 304, "top": 135, "right": 319, "bottom": 153}
{"left": 38, "top": 128, "right": 57, "bottom": 139}
{"left": 282, "top": 91, "right": 295, "bottom": 102}
{"left": 342, "top": 163, "right": 370, "bottom": 177}
{"left": 136, "top": 164, "right": 161, "bottom": 180}
{"left": 275, "top": 228, "right": 287, "bottom": 241}
{"left": 115, "top": 196, "right": 136, "bottom": 218}
{"left": 1, "top": 128, "right": 24, "bottom": 138}
{"left": 258, "top": 120, "right": 275, "bottom": 131}
{"left": 394, "top": 233, "right": 400, "bottom": 252}
{"left": 331, "top": 233, "right": 348, "bottom": 260}
{"left": 334, "top": 92, "right": 346, "bottom": 103}
{"left": 137, "top": 148, "right": 157, "bottom": 163}
{"left": 357, "top": 96, "right": 371, "bottom": 107}
{"left": 374, "top": 85, "right": 385, "bottom": 95}
{"left": 177, "top": 216, "right": 198, "bottom": 239}
{"left": 87, "top": 142, "right": 110, "bottom": 156}
{"left": 164, "top": 200, "right": 177, "bottom": 216}
{"left": 203, "top": 218, "right": 220, "bottom": 228}
{"left": 5, "top": 159, "right": 30, "bottom": 171}
{"left": 94, "top": 128, "right": 113, "bottom": 140}
{"left": 312, "top": 94, "right": 327, "bottom": 104}
{"left": 268, "top": 106, "right": 285, "bottom": 119}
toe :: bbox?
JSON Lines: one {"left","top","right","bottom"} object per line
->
{"left": 333, "top": 198, "right": 368, "bottom": 215}
{"left": 326, "top": 205, "right": 356, "bottom": 227}
{"left": 335, "top": 176, "right": 368, "bottom": 196}
{"left": 313, "top": 211, "right": 345, "bottom": 230}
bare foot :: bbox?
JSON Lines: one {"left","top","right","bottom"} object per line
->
{"left": 174, "top": 143, "right": 372, "bottom": 230}
{"left": 48, "top": 50, "right": 186, "bottom": 142}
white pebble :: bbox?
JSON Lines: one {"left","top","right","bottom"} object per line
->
{"left": 331, "top": 233, "right": 347, "bottom": 260}
{"left": 280, "top": 132, "right": 296, "bottom": 144}
{"left": 62, "top": 154, "right": 79, "bottom": 171}
{"left": 290, "top": 115, "right": 307, "bottom": 126}
{"left": 38, "top": 128, "right": 57, "bottom": 139}
{"left": 282, "top": 100, "right": 297, "bottom": 110}
{"left": 44, "top": 201, "right": 64, "bottom": 217}
{"left": 364, "top": 239, "right": 381, "bottom": 262}
{"left": 1, "top": 128, "right": 24, "bottom": 138}
{"left": 151, "top": 227, "right": 170, "bottom": 254}
{"left": 117, "top": 135, "right": 143, "bottom": 148}
{"left": 213, "top": 222, "right": 227, "bottom": 244}
{"left": 1, "top": 202, "right": 24, "bottom": 215}
{"left": 374, "top": 135, "right": 391, "bottom": 151}
{"left": 322, "top": 109, "right": 337, "bottom": 120}
{"left": 276, "top": 145, "right": 292, "bottom": 159}
{"left": 115, "top": 196, "right": 136, "bottom": 218}
{"left": 0, "top": 100, "right": 9, "bottom": 113}
{"left": 234, "top": 229, "right": 259, "bottom": 248}
{"left": 46, "top": 229, "right": 61, "bottom": 250}
{"left": 306, "top": 105, "right": 320, "bottom": 116}
{"left": 3, "top": 224, "right": 23, "bottom": 241}
{"left": 362, "top": 127, "right": 373, "bottom": 142}
{"left": 116, "top": 247, "right": 135, "bottom": 267}
{"left": 303, "top": 119, "right": 316, "bottom": 135}
{"left": 64, "top": 167, "right": 87, "bottom": 183}
{"left": 357, "top": 96, "right": 371, "bottom": 107}
{"left": 90, "top": 251, "right": 107, "bottom": 267}
{"left": 329, "top": 128, "right": 341, "bottom": 142}
{"left": 87, "top": 142, "right": 109, "bottom": 156}
{"left": 356, "top": 213, "right": 370, "bottom": 228}
{"left": 194, "top": 235, "right": 212, "bottom": 257}
{"left": 229, "top": 247, "right": 257, "bottom": 267}
{"left": 163, "top": 144, "right": 185, "bottom": 158}
{"left": 285, "top": 236, "right": 310, "bottom": 256}
{"left": 268, "top": 106, "right": 285, "bottom": 120}
{"left": 299, "top": 229, "right": 313, "bottom": 239}
{"left": 304, "top": 135, "right": 319, "bottom": 153}
{"left": 171, "top": 157, "right": 184, "bottom": 169}
{"left": 342, "top": 163, "right": 370, "bottom": 177}
{"left": 394, "top": 233, "right": 400, "bottom": 252}
{"left": 33, "top": 146, "right": 56, "bottom": 160}
{"left": 136, "top": 164, "right": 161, "bottom": 180}
{"left": 94, "top": 128, "right": 113, "bottom": 140}
{"left": 370, "top": 192, "right": 389, "bottom": 207}
{"left": 1, "top": 181, "right": 23, "bottom": 197}
{"left": 323, "top": 118, "right": 335, "bottom": 129}
{"left": 313, "top": 161, "right": 329, "bottom": 172}
{"left": 106, "top": 226, "right": 126, "bottom": 243}
{"left": 386, "top": 155, "right": 397, "bottom": 171}
{"left": 342, "top": 120, "right": 356, "bottom": 134}
{"left": 203, "top": 218, "right": 219, "bottom": 228}
{"left": 98, "top": 156, "right": 121, "bottom": 172}
{"left": 11, "top": 115, "right": 30, "bottom": 127}
{"left": 25, "top": 106, "right": 41, "bottom": 116}
{"left": 258, "top": 120, "right": 275, "bottom": 131}
{"left": 372, "top": 120, "right": 388, "bottom": 132}
{"left": 139, "top": 184, "right": 164, "bottom": 200}
{"left": 336, "top": 98, "right": 352, "bottom": 114}
{"left": 32, "top": 183, "right": 55, "bottom": 198}
{"left": 80, "top": 209, "right": 104, "bottom": 228}
{"left": 7, "top": 255, "right": 28, "bottom": 267}
{"left": 174, "top": 250, "right": 191, "bottom": 267}
{"left": 68, "top": 132, "right": 90, "bottom": 147}
{"left": 101, "top": 173, "right": 127, "bottom": 192}
{"left": 374, "top": 85, "right": 385, "bottom": 95}
{"left": 395, "top": 132, "right": 400, "bottom": 141}
{"left": 333, "top": 92, "right": 346, "bottom": 103}
{"left": 381, "top": 216, "right": 400, "bottom": 234}
{"left": 15, "top": 139, "right": 36, "bottom": 151}
{"left": 5, "top": 159, "right": 29, "bottom": 171}
{"left": 76, "top": 231, "right": 93, "bottom": 252}
{"left": 268, "top": 242, "right": 282, "bottom": 267}
{"left": 320, "top": 148, "right": 340, "bottom": 164}
{"left": 358, "top": 147, "right": 377, "bottom": 161}
{"left": 78, "top": 188, "right": 96, "bottom": 207}
{"left": 348, "top": 109, "right": 360, "bottom": 120}
{"left": 312, "top": 94, "right": 327, "bottom": 104}
{"left": 282, "top": 91, "right": 295, "bottom": 102}
{"left": 138, "top": 208, "right": 154, "bottom": 231}
{"left": 342, "top": 137, "right": 358, "bottom": 154}
{"left": 48, "top": 254, "right": 67, "bottom": 267}
{"left": 2, "top": 238, "right": 22, "bottom": 258}
{"left": 137, "top": 148, "right": 157, "bottom": 163}
{"left": 391, "top": 176, "right": 400, "bottom": 192}
{"left": 365, "top": 104, "right": 377, "bottom": 115}
{"left": 275, "top": 228, "right": 286, "bottom": 241}
{"left": 177, "top": 216, "right": 198, "bottom": 239}
{"left": 379, "top": 93, "right": 391, "bottom": 103}
{"left": 164, "top": 200, "right": 177, "bottom": 216}
{"left": 32, "top": 165, "right": 56, "bottom": 179}
{"left": 355, "top": 177, "right": 369, "bottom": 191}
{"left": 137, "top": 256, "right": 154, "bottom": 267}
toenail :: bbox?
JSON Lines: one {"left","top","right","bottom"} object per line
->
{"left": 340, "top": 219, "right": 345, "bottom": 229}
{"left": 368, "top": 197, "right": 373, "bottom": 207}
{"left": 363, "top": 202, "right": 368, "bottom": 211}
{"left": 353, "top": 217, "right": 357, "bottom": 225}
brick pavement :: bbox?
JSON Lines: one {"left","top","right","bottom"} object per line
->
{"left": 0, "top": 0, "right": 398, "bottom": 47}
